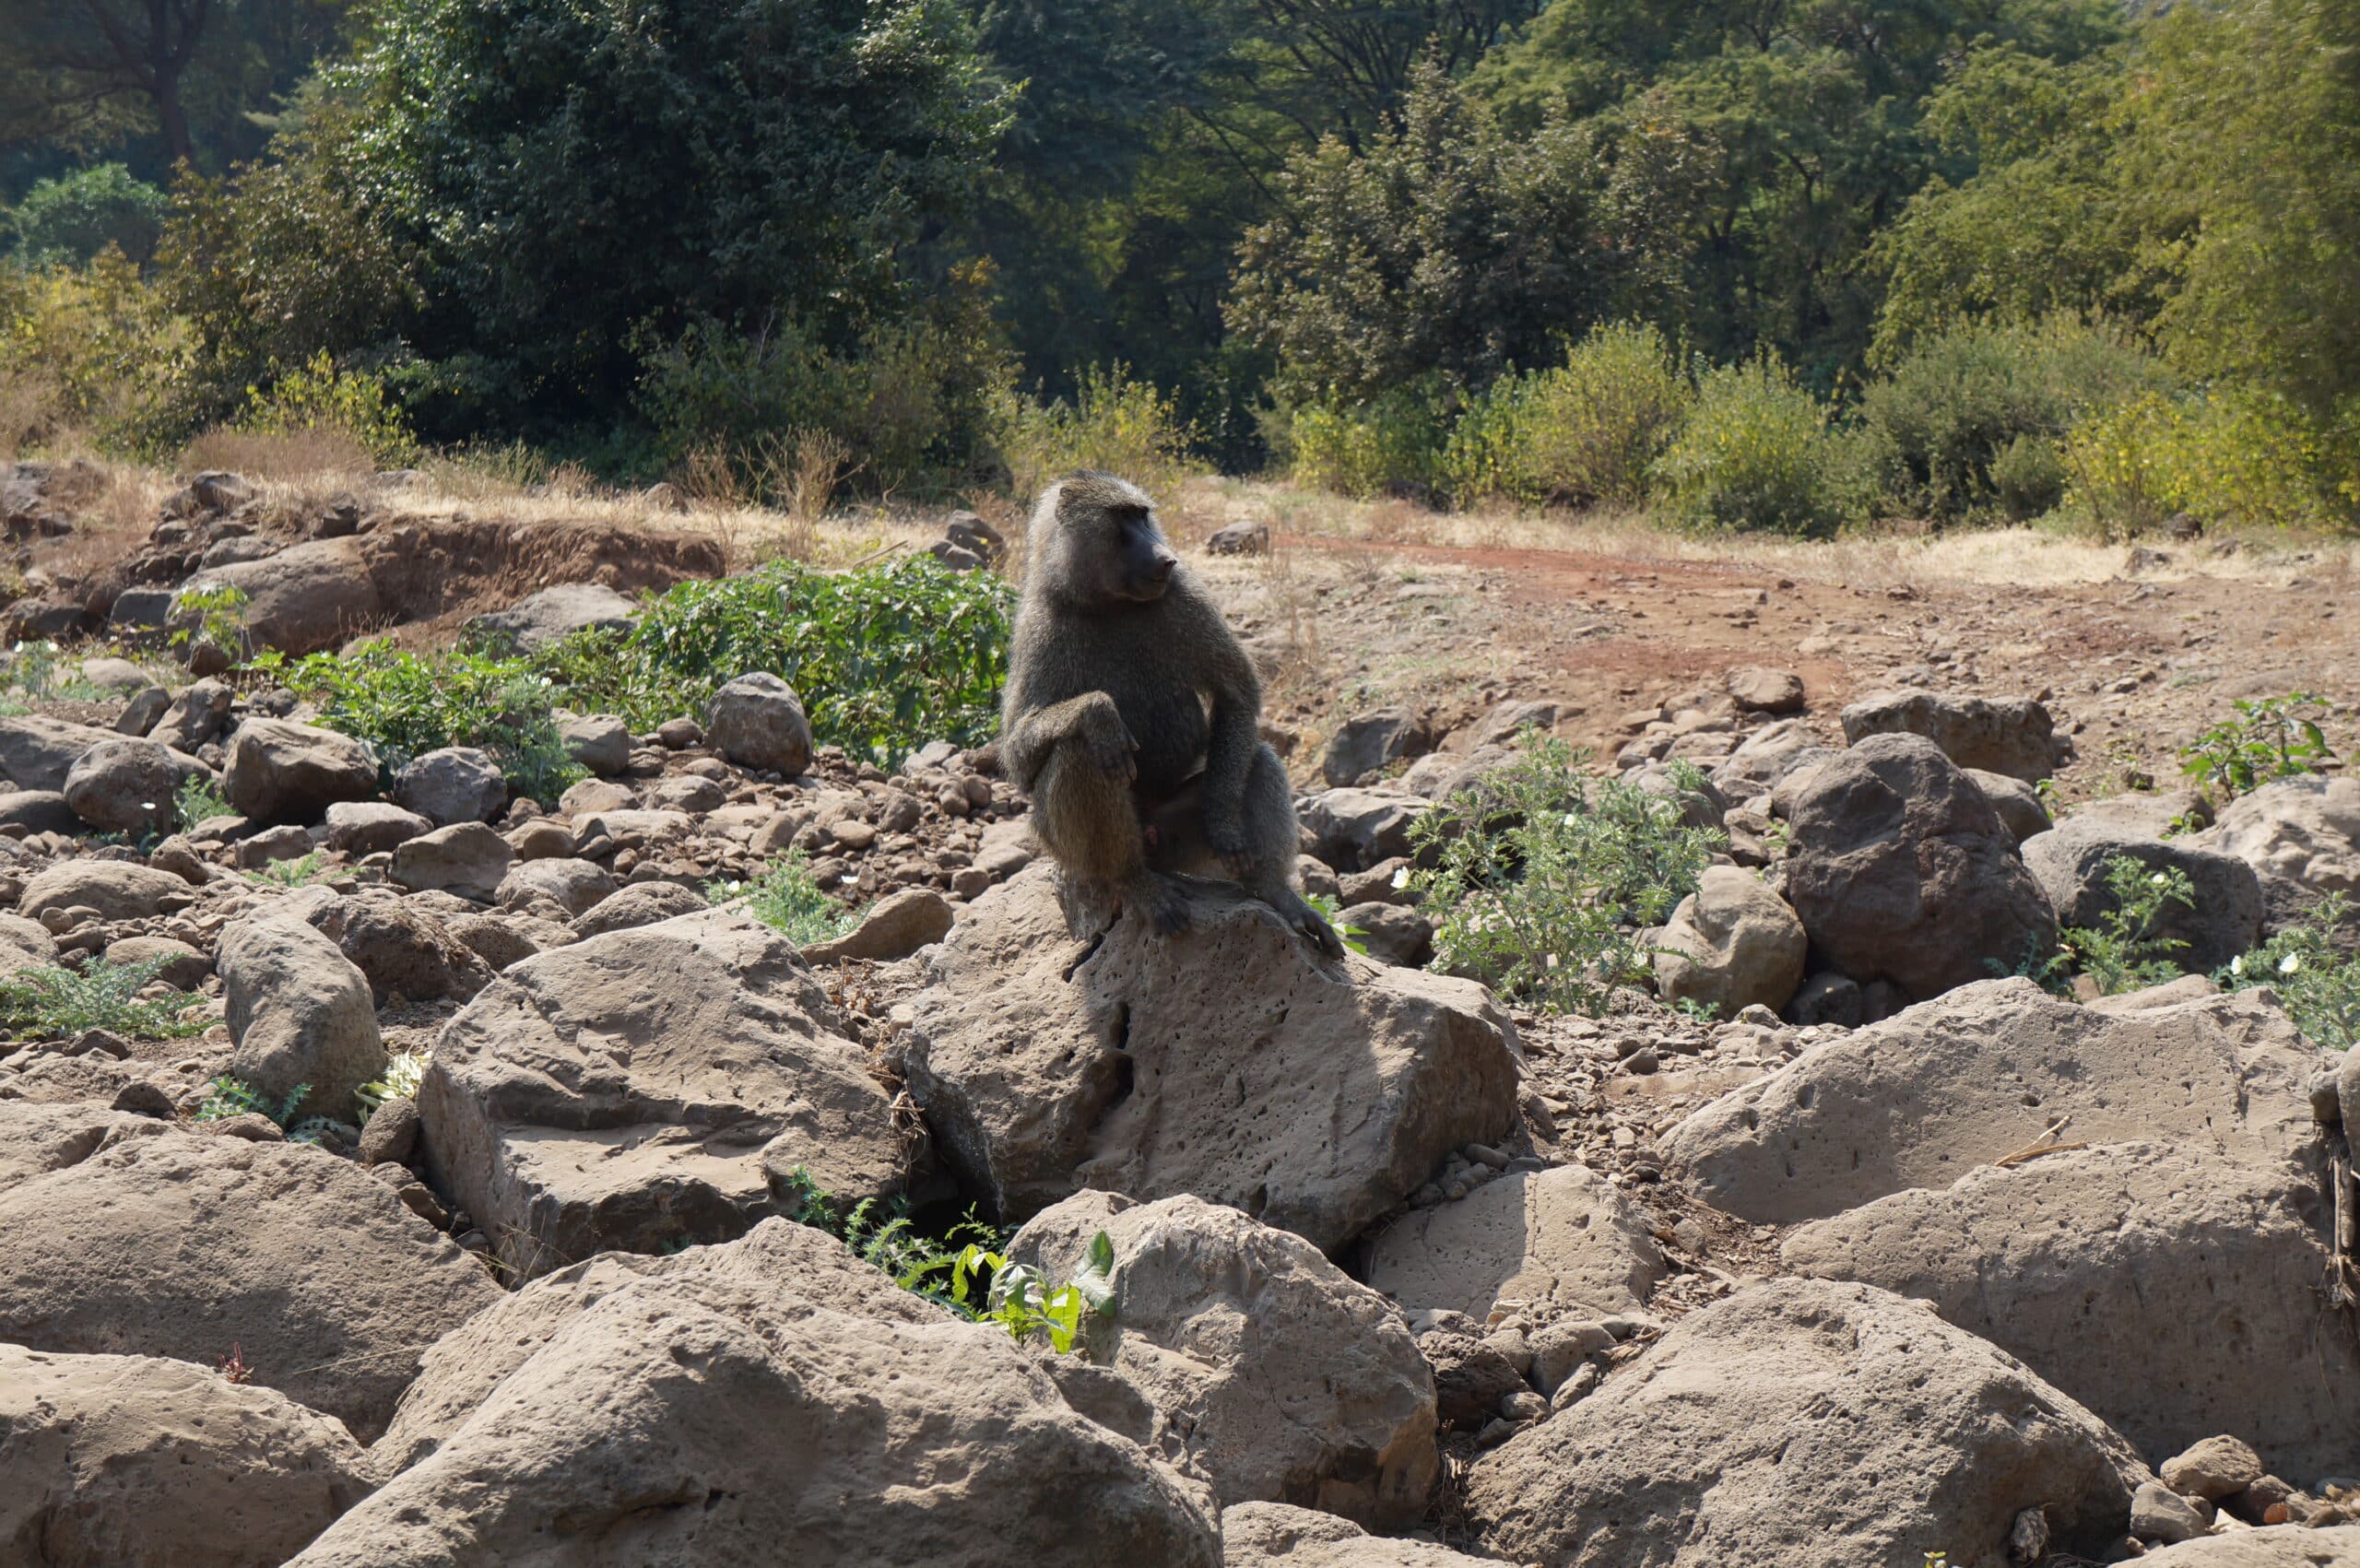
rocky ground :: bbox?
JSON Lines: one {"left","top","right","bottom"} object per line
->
{"left": 0, "top": 456, "right": 2356, "bottom": 1567}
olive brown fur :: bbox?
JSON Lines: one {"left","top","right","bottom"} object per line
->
{"left": 998, "top": 472, "right": 1341, "bottom": 957}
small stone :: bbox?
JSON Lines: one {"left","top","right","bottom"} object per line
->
{"left": 2161, "top": 1434, "right": 2265, "bottom": 1502}
{"left": 2130, "top": 1480, "right": 2206, "bottom": 1545}
{"left": 1548, "top": 1361, "right": 1600, "bottom": 1411}
{"left": 110, "top": 1080, "right": 178, "bottom": 1117}
{"left": 1499, "top": 1389, "right": 1548, "bottom": 1423}
{"left": 655, "top": 717, "right": 703, "bottom": 749}
{"left": 1622, "top": 1047, "right": 1658, "bottom": 1075}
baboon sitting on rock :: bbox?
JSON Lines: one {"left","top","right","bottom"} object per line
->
{"left": 999, "top": 472, "right": 1341, "bottom": 957}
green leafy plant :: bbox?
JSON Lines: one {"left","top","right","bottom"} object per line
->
{"left": 175, "top": 774, "right": 230, "bottom": 832}
{"left": 170, "top": 582, "right": 251, "bottom": 656}
{"left": 193, "top": 1075, "right": 310, "bottom": 1126}
{"left": 234, "top": 348, "right": 419, "bottom": 466}
{"left": 533, "top": 557, "right": 1013, "bottom": 765}
{"left": 244, "top": 850, "right": 329, "bottom": 887}
{"left": 926, "top": 1232, "right": 1116, "bottom": 1354}
{"left": 709, "top": 853, "right": 859, "bottom": 946}
{"left": 2178, "top": 693, "right": 2335, "bottom": 799}
{"left": 357, "top": 1050, "right": 431, "bottom": 1122}
{"left": 0, "top": 958, "right": 202, "bottom": 1042}
{"left": 2220, "top": 893, "right": 2360, "bottom": 1049}
{"left": 1653, "top": 353, "right": 1856, "bottom": 537}
{"left": 993, "top": 361, "right": 1202, "bottom": 504}
{"left": 2059, "top": 855, "right": 2197, "bottom": 995}
{"left": 1407, "top": 737, "right": 1723, "bottom": 1015}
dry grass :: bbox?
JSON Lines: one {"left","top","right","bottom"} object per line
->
{"left": 180, "top": 426, "right": 377, "bottom": 485}
{"left": 0, "top": 370, "right": 64, "bottom": 463}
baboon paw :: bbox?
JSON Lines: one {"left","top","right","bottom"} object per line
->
{"left": 1142, "top": 882, "right": 1193, "bottom": 935}
{"left": 1297, "top": 909, "right": 1345, "bottom": 960}
{"left": 1089, "top": 735, "right": 1138, "bottom": 780}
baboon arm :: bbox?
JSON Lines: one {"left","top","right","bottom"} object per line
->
{"left": 1195, "top": 618, "right": 1264, "bottom": 851}
{"left": 1001, "top": 691, "right": 1122, "bottom": 792}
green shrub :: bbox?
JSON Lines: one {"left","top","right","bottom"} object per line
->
{"left": 1283, "top": 385, "right": 1451, "bottom": 500}
{"left": 2061, "top": 388, "right": 2347, "bottom": 536}
{"left": 255, "top": 644, "right": 584, "bottom": 804}
{"left": 532, "top": 558, "right": 1014, "bottom": 764}
{"left": 1989, "top": 431, "right": 2070, "bottom": 519}
{"left": 1406, "top": 737, "right": 1723, "bottom": 1015}
{"left": 1653, "top": 354, "right": 1853, "bottom": 536}
{"left": 2059, "top": 855, "right": 2197, "bottom": 995}
{"left": 235, "top": 348, "right": 419, "bottom": 466}
{"left": 7, "top": 165, "right": 168, "bottom": 267}
{"left": 1858, "top": 318, "right": 2174, "bottom": 525}
{"left": 0, "top": 958, "right": 202, "bottom": 1043}
{"left": 2220, "top": 893, "right": 2360, "bottom": 1049}
{"left": 0, "top": 249, "right": 195, "bottom": 453}
{"left": 1446, "top": 323, "right": 1692, "bottom": 508}
{"left": 192, "top": 1074, "right": 343, "bottom": 1144}
{"left": 709, "top": 854, "right": 859, "bottom": 946}
{"left": 174, "top": 774, "right": 230, "bottom": 833}
{"left": 993, "top": 362, "right": 1202, "bottom": 505}
{"left": 2177, "top": 692, "right": 2334, "bottom": 799}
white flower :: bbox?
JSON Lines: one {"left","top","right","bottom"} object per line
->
{"left": 1564, "top": 812, "right": 1581, "bottom": 827}
{"left": 2149, "top": 873, "right": 2168, "bottom": 888}
{"left": 1390, "top": 866, "right": 1410, "bottom": 890}
{"left": 1545, "top": 952, "right": 1560, "bottom": 970}
{"left": 2279, "top": 952, "right": 2302, "bottom": 975}
{"left": 2230, "top": 954, "right": 2246, "bottom": 977}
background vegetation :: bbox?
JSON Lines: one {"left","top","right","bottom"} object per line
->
{"left": 1, "top": 0, "right": 2353, "bottom": 535}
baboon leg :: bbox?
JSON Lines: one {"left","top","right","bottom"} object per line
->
{"left": 1236, "top": 743, "right": 1344, "bottom": 958}
{"left": 1032, "top": 737, "right": 1190, "bottom": 934}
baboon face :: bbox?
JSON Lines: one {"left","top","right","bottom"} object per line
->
{"left": 1038, "top": 472, "right": 1178, "bottom": 606}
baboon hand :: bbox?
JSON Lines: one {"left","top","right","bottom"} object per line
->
{"left": 1080, "top": 705, "right": 1138, "bottom": 780}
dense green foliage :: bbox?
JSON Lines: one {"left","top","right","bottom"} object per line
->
{"left": 0, "top": 958, "right": 201, "bottom": 1043}
{"left": 710, "top": 855, "right": 860, "bottom": 947}
{"left": 2222, "top": 895, "right": 2360, "bottom": 1052}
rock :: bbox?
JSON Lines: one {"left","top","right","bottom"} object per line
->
{"left": 1012, "top": 1191, "right": 1438, "bottom": 1527}
{"left": 77, "top": 655, "right": 148, "bottom": 690}
{"left": 903, "top": 867, "right": 1522, "bottom": 1253}
{"left": 219, "top": 914, "right": 387, "bottom": 1121}
{"left": 1339, "top": 900, "right": 1433, "bottom": 967}
{"left": 465, "top": 582, "right": 639, "bottom": 653}
{"left": 19, "top": 859, "right": 191, "bottom": 923}
{"left": 1416, "top": 1327, "right": 1529, "bottom": 1430}
{"left": 1205, "top": 521, "right": 1271, "bottom": 557}
{"left": 1783, "top": 1144, "right": 2358, "bottom": 1485}
{"left": 62, "top": 737, "right": 190, "bottom": 835}
{"left": 507, "top": 818, "right": 575, "bottom": 859}
{"left": 443, "top": 910, "right": 564, "bottom": 972}
{"left": 180, "top": 537, "right": 383, "bottom": 655}
{"left": 559, "top": 713, "right": 632, "bottom": 775}
{"left": 287, "top": 1220, "right": 1220, "bottom": 1566}
{"left": 0, "top": 714, "right": 131, "bottom": 791}
{"left": 0, "top": 1343, "right": 372, "bottom": 1568}
{"left": 1726, "top": 666, "right": 1806, "bottom": 714}
{"left": 492, "top": 855, "right": 615, "bottom": 916}
{"left": 1466, "top": 1279, "right": 2150, "bottom": 1567}
{"left": 1321, "top": 709, "right": 1435, "bottom": 787}
{"left": 2163, "top": 1437, "right": 2267, "bottom": 1503}
{"left": 233, "top": 823, "right": 313, "bottom": 868}
{"left": 0, "top": 911, "right": 58, "bottom": 978}
{"left": 705, "top": 672, "right": 814, "bottom": 775}
{"left": 2135, "top": 1527, "right": 2360, "bottom": 1564}
{"left": 1970, "top": 768, "right": 2054, "bottom": 844}
{"left": 419, "top": 909, "right": 908, "bottom": 1279}
{"left": 2021, "top": 818, "right": 2264, "bottom": 973}
{"left": 2132, "top": 1480, "right": 2210, "bottom": 1545}
{"left": 1840, "top": 689, "right": 2064, "bottom": 782}
{"left": 0, "top": 1106, "right": 501, "bottom": 1441}
{"left": 323, "top": 799, "right": 430, "bottom": 857}
{"left": 2195, "top": 775, "right": 2360, "bottom": 928}
{"left": 802, "top": 887, "right": 954, "bottom": 962}
{"left": 1777, "top": 734, "right": 2058, "bottom": 1000}
{"left": 104, "top": 934, "right": 210, "bottom": 989}
{"left": 390, "top": 745, "right": 507, "bottom": 826}
{"left": 1399, "top": 748, "right": 1510, "bottom": 804}
{"left": 391, "top": 821, "right": 514, "bottom": 902}
{"left": 655, "top": 716, "right": 702, "bottom": 749}
{"left": 1662, "top": 979, "right": 2319, "bottom": 1224}
{"left": 115, "top": 683, "right": 171, "bottom": 736}
{"left": 1220, "top": 1503, "right": 1496, "bottom": 1565}
{"left": 303, "top": 891, "right": 494, "bottom": 1005}
{"left": 0, "top": 787, "right": 82, "bottom": 835}
{"left": 150, "top": 678, "right": 235, "bottom": 752}
{"left": 571, "top": 879, "right": 708, "bottom": 937}
{"left": 357, "top": 1094, "right": 421, "bottom": 1167}
{"left": 1653, "top": 865, "right": 1807, "bottom": 1017}
{"left": 1300, "top": 787, "right": 1431, "bottom": 873}
{"left": 223, "top": 718, "right": 377, "bottom": 824}
{"left": 1364, "top": 1165, "right": 1664, "bottom": 1321}
{"left": 1712, "top": 716, "right": 1835, "bottom": 796}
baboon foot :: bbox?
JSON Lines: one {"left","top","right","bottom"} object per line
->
{"left": 1271, "top": 888, "right": 1345, "bottom": 960}
{"left": 1127, "top": 873, "right": 1193, "bottom": 936}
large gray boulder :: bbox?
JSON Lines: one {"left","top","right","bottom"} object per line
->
{"left": 219, "top": 914, "right": 386, "bottom": 1122}
{"left": 1652, "top": 865, "right": 1807, "bottom": 1017}
{"left": 390, "top": 820, "right": 514, "bottom": 901}
{"left": 2021, "top": 818, "right": 2264, "bottom": 973}
{"left": 323, "top": 799, "right": 431, "bottom": 857}
{"left": 180, "top": 536, "right": 383, "bottom": 656}
{"left": 223, "top": 718, "right": 377, "bottom": 823}
{"left": 2138, "top": 1528, "right": 2360, "bottom": 1565}
{"left": 18, "top": 859, "right": 193, "bottom": 923}
{"left": 0, "top": 1343, "right": 372, "bottom": 1568}
{"left": 1783, "top": 1142, "right": 2360, "bottom": 1484}
{"left": 1839, "top": 689, "right": 2064, "bottom": 782}
{"left": 465, "top": 582, "right": 640, "bottom": 653}
{"left": 2194, "top": 774, "right": 2360, "bottom": 929}
{"left": 301, "top": 890, "right": 494, "bottom": 1004}
{"left": 391, "top": 745, "right": 507, "bottom": 826}
{"left": 1299, "top": 787, "right": 1431, "bottom": 873}
{"left": 149, "top": 677, "right": 237, "bottom": 753}
{"left": 1363, "top": 1163, "right": 1664, "bottom": 1324}
{"left": 1321, "top": 708, "right": 1434, "bottom": 787}
{"left": 0, "top": 715, "right": 127, "bottom": 791}
{"left": 902, "top": 867, "right": 1524, "bottom": 1254}
{"left": 705, "top": 671, "right": 814, "bottom": 775}
{"left": 1011, "top": 1191, "right": 1438, "bottom": 1529}
{"left": 1660, "top": 979, "right": 2320, "bottom": 1224}
{"left": 287, "top": 1220, "right": 1221, "bottom": 1567}
{"left": 419, "top": 908, "right": 908, "bottom": 1279}
{"left": 1776, "top": 733, "right": 2058, "bottom": 1000}
{"left": 1464, "top": 1279, "right": 2152, "bottom": 1568}
{"left": 0, "top": 1106, "right": 500, "bottom": 1442}
{"left": 62, "top": 737, "right": 196, "bottom": 834}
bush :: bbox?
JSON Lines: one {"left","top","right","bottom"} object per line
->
{"left": 255, "top": 643, "right": 583, "bottom": 804}
{"left": 2177, "top": 692, "right": 2334, "bottom": 799}
{"left": 1282, "top": 385, "right": 1451, "bottom": 500}
{"left": 6, "top": 165, "right": 168, "bottom": 267}
{"left": 532, "top": 558, "right": 1014, "bottom": 764}
{"left": 708, "top": 854, "right": 859, "bottom": 946}
{"left": 1653, "top": 354, "right": 1854, "bottom": 536}
{"left": 232, "top": 348, "right": 418, "bottom": 466}
{"left": 1858, "top": 317, "right": 2174, "bottom": 524}
{"left": 2061, "top": 388, "right": 2347, "bottom": 536}
{"left": 1406, "top": 737, "right": 1724, "bottom": 1015}
{"left": 0, "top": 249, "right": 195, "bottom": 453}
{"left": 2059, "top": 855, "right": 2197, "bottom": 995}
{"left": 0, "top": 958, "right": 202, "bottom": 1043}
{"left": 2220, "top": 893, "right": 2360, "bottom": 1050}
{"left": 1446, "top": 323, "right": 1692, "bottom": 508}
{"left": 993, "top": 362, "right": 1201, "bottom": 505}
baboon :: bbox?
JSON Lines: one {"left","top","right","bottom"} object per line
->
{"left": 999, "top": 472, "right": 1341, "bottom": 957}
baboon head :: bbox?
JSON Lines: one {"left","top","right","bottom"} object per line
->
{"left": 1028, "top": 471, "right": 1179, "bottom": 607}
